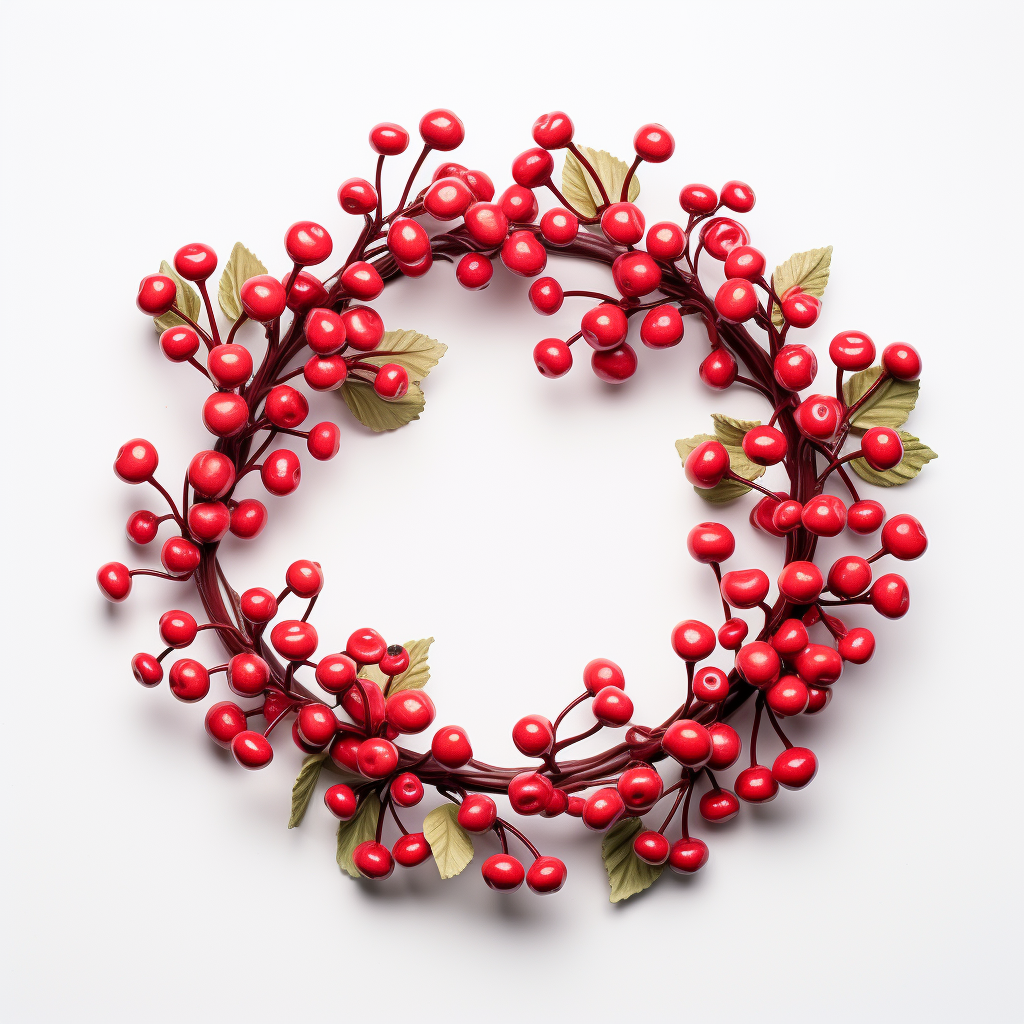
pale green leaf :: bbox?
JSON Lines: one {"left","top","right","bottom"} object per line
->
{"left": 354, "top": 330, "right": 447, "bottom": 383}
{"left": 340, "top": 380, "right": 426, "bottom": 432}
{"left": 674, "top": 432, "right": 766, "bottom": 504}
{"left": 422, "top": 803, "right": 474, "bottom": 879}
{"left": 603, "top": 817, "right": 663, "bottom": 903}
{"left": 712, "top": 414, "right": 761, "bottom": 447}
{"left": 842, "top": 365, "right": 920, "bottom": 432}
{"left": 850, "top": 431, "right": 937, "bottom": 487}
{"left": 336, "top": 792, "right": 381, "bottom": 879}
{"left": 561, "top": 147, "right": 640, "bottom": 219}
{"left": 153, "top": 261, "right": 202, "bottom": 334}
{"left": 288, "top": 751, "right": 328, "bottom": 828}
{"left": 771, "top": 246, "right": 832, "bottom": 328}
{"left": 217, "top": 242, "right": 268, "bottom": 321}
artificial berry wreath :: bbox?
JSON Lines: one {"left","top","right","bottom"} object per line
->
{"left": 99, "top": 109, "right": 937, "bottom": 902}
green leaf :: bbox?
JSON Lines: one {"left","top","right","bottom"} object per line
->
{"left": 354, "top": 330, "right": 447, "bottom": 383}
{"left": 842, "top": 365, "right": 920, "bottom": 432}
{"left": 602, "top": 817, "right": 663, "bottom": 903}
{"left": 336, "top": 792, "right": 381, "bottom": 879}
{"left": 850, "top": 430, "right": 937, "bottom": 487}
{"left": 422, "top": 803, "right": 474, "bottom": 879}
{"left": 217, "top": 242, "right": 268, "bottom": 321}
{"left": 712, "top": 414, "right": 761, "bottom": 447}
{"left": 355, "top": 637, "right": 434, "bottom": 694}
{"left": 288, "top": 751, "right": 328, "bottom": 828}
{"left": 561, "top": 147, "right": 640, "bottom": 219}
{"left": 153, "top": 261, "right": 202, "bottom": 334}
{"left": 340, "top": 379, "right": 426, "bottom": 432}
{"left": 771, "top": 246, "right": 833, "bottom": 328}
{"left": 674, "top": 432, "right": 767, "bottom": 504}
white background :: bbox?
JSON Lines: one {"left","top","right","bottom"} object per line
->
{"left": 1, "top": 2, "right": 1020, "bottom": 1021}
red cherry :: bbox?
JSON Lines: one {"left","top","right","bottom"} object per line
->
{"left": 160, "top": 536, "right": 201, "bottom": 574}
{"left": 202, "top": 392, "right": 248, "bottom": 438}
{"left": 369, "top": 122, "right": 409, "bottom": 155}
{"left": 532, "top": 111, "right": 574, "bottom": 149}
{"left": 168, "top": 659, "right": 210, "bottom": 703}
{"left": 645, "top": 220, "right": 686, "bottom": 260}
{"left": 693, "top": 666, "right": 730, "bottom": 703}
{"left": 114, "top": 438, "right": 158, "bottom": 483}
{"left": 424, "top": 176, "right": 475, "bottom": 220}
{"left": 340, "top": 261, "right": 384, "bottom": 301}
{"left": 527, "top": 856, "right": 567, "bottom": 894}
{"left": 734, "top": 642, "right": 781, "bottom": 688}
{"left": 778, "top": 560, "right": 824, "bottom": 604}
{"left": 379, "top": 645, "right": 410, "bottom": 676}
{"left": 639, "top": 305, "right": 684, "bottom": 349}
{"left": 781, "top": 290, "right": 821, "bottom": 328}
{"left": 159, "top": 609, "right": 198, "bottom": 648}
{"left": 679, "top": 184, "right": 718, "bottom": 215}
{"left": 795, "top": 644, "right": 844, "bottom": 686}
{"left": 512, "top": 715, "right": 555, "bottom": 757}
{"left": 295, "top": 703, "right": 337, "bottom": 748}
{"left": 771, "top": 499, "right": 803, "bottom": 533}
{"left": 634, "top": 123, "right": 674, "bottom": 162}
{"left": 231, "top": 730, "right": 273, "bottom": 770}
{"left": 671, "top": 619, "right": 716, "bottom": 661}
{"left": 870, "top": 574, "right": 910, "bottom": 618}
{"left": 613, "top": 251, "right": 662, "bottom": 298}
{"left": 539, "top": 207, "right": 579, "bottom": 246}
{"left": 302, "top": 308, "right": 346, "bottom": 355}
{"left": 881, "top": 514, "right": 928, "bottom": 560}
{"left": 617, "top": 766, "right": 664, "bottom": 812}
{"left": 700, "top": 788, "right": 740, "bottom": 823}
{"left": 772, "top": 747, "right": 818, "bottom": 789}
{"left": 566, "top": 796, "right": 585, "bottom": 817}
{"left": 341, "top": 682, "right": 385, "bottom": 731}
{"left": 499, "top": 185, "right": 538, "bottom": 223}
{"left": 735, "top": 764, "right": 778, "bottom": 803}
{"left": 160, "top": 325, "right": 200, "bottom": 362}
{"left": 801, "top": 494, "right": 847, "bottom": 537}
{"left": 270, "top": 619, "right": 318, "bottom": 661}
{"left": 341, "top": 306, "right": 385, "bottom": 352}
{"left": 686, "top": 522, "right": 735, "bottom": 563}
{"left": 591, "top": 344, "right": 638, "bottom": 383}
{"left": 663, "top": 720, "right": 713, "bottom": 767}
{"left": 582, "top": 788, "right": 624, "bottom": 831}
{"left": 701, "top": 218, "right": 749, "bottom": 260}
{"left": 699, "top": 348, "right": 737, "bottom": 389}
{"left": 542, "top": 788, "right": 568, "bottom": 818}
{"left": 511, "top": 147, "right": 554, "bottom": 188}
{"left": 848, "top": 499, "right": 886, "bottom": 534}
{"left": 668, "top": 838, "right": 708, "bottom": 873}
{"left": 457, "top": 793, "right": 498, "bottom": 833}
{"left": 240, "top": 275, "right": 286, "bottom": 323}
{"left": 373, "top": 364, "right": 409, "bottom": 401}
{"left": 684, "top": 439, "right": 730, "bottom": 488}
{"left": 324, "top": 784, "right": 358, "bottom": 820}
{"left": 774, "top": 344, "right": 818, "bottom": 391}
{"left": 173, "top": 242, "right": 217, "bottom": 282}
{"left": 304, "top": 355, "right": 347, "bottom": 392}
{"left": 742, "top": 425, "right": 788, "bottom": 466}
{"left": 261, "top": 450, "right": 301, "bottom": 497}
{"left": 772, "top": 619, "right": 809, "bottom": 656}
{"left": 592, "top": 686, "right": 633, "bottom": 727}
{"left": 345, "top": 628, "right": 386, "bottom": 664}
{"left": 749, "top": 492, "right": 787, "bottom": 538}
{"left": 386, "top": 691, "right": 436, "bottom": 735}
{"left": 634, "top": 830, "right": 671, "bottom": 866}
{"left": 314, "top": 653, "right": 357, "bottom": 694}
{"left": 352, "top": 841, "right": 394, "bottom": 880}
{"left": 861, "top": 426, "right": 904, "bottom": 471}
{"left": 356, "top": 737, "right": 398, "bottom": 779}
{"left": 708, "top": 723, "right": 741, "bottom": 770}
{"left": 882, "top": 342, "right": 922, "bottom": 380}
{"left": 387, "top": 217, "right": 430, "bottom": 264}
{"left": 390, "top": 773, "right": 424, "bottom": 807}
{"left": 188, "top": 450, "right": 235, "bottom": 499}
{"left": 718, "top": 618, "right": 748, "bottom": 651}
{"left": 329, "top": 735, "right": 361, "bottom": 773}
{"left": 828, "top": 555, "right": 872, "bottom": 598}
{"left": 464, "top": 203, "right": 509, "bottom": 247}
{"left": 508, "top": 771, "right": 554, "bottom": 815}
{"left": 136, "top": 274, "right": 177, "bottom": 316}
{"left": 830, "top": 330, "right": 875, "bottom": 371}
{"left": 500, "top": 230, "right": 547, "bottom": 277}
{"left": 204, "top": 701, "right": 246, "bottom": 747}
{"left": 533, "top": 338, "right": 572, "bottom": 378}
{"left": 724, "top": 245, "right": 765, "bottom": 280}
{"left": 481, "top": 853, "right": 525, "bottom": 891}
{"left": 419, "top": 109, "right": 464, "bottom": 150}
{"left": 456, "top": 253, "right": 494, "bottom": 290}
{"left": 229, "top": 499, "right": 267, "bottom": 539}
{"left": 208, "top": 344, "right": 253, "bottom": 388}
{"left": 239, "top": 588, "right": 277, "bottom": 623}
{"left": 839, "top": 627, "right": 875, "bottom": 664}
{"left": 126, "top": 510, "right": 159, "bottom": 545}
{"left": 583, "top": 658, "right": 625, "bottom": 695}
{"left": 227, "top": 652, "right": 270, "bottom": 697}
{"left": 338, "top": 177, "right": 378, "bottom": 215}
{"left": 458, "top": 168, "right": 494, "bottom": 201}
{"left": 601, "top": 202, "right": 645, "bottom": 245}
{"left": 805, "top": 686, "right": 832, "bottom": 714}
{"left": 393, "top": 833, "right": 431, "bottom": 868}
{"left": 431, "top": 726, "right": 472, "bottom": 768}
{"left": 714, "top": 279, "right": 758, "bottom": 322}
{"left": 528, "top": 277, "right": 563, "bottom": 316}
{"left": 766, "top": 676, "right": 810, "bottom": 716}
{"left": 720, "top": 568, "right": 770, "bottom": 608}
{"left": 721, "top": 180, "right": 755, "bottom": 212}
{"left": 284, "top": 221, "right": 332, "bottom": 266}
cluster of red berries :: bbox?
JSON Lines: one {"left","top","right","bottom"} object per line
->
{"left": 100, "top": 108, "right": 929, "bottom": 899}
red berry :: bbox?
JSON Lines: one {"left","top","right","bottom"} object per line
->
{"left": 230, "top": 499, "right": 267, "bottom": 539}
{"left": 830, "top": 330, "right": 875, "bottom": 371}
{"left": 771, "top": 619, "right": 809, "bottom": 656}
{"left": 693, "top": 666, "right": 729, "bottom": 703}
{"left": 780, "top": 290, "right": 821, "bottom": 328}
{"left": 805, "top": 686, "right": 832, "bottom": 714}
{"left": 370, "top": 364, "right": 407, "bottom": 402}
{"left": 684, "top": 439, "right": 730, "bottom": 488}
{"left": 499, "top": 185, "right": 538, "bottom": 224}
{"left": 379, "top": 645, "right": 410, "bottom": 677}
{"left": 687, "top": 522, "right": 735, "bottom": 563}
{"left": 542, "top": 788, "right": 568, "bottom": 818}
{"left": 188, "top": 450, "right": 235, "bottom": 499}
{"left": 387, "top": 217, "right": 430, "bottom": 264}
{"left": 338, "top": 177, "right": 378, "bottom": 215}
{"left": 160, "top": 325, "right": 200, "bottom": 362}
{"left": 464, "top": 203, "right": 508, "bottom": 247}
{"left": 137, "top": 274, "right": 177, "bottom": 316}
{"left": 718, "top": 618, "right": 748, "bottom": 651}
{"left": 458, "top": 794, "right": 498, "bottom": 832}
{"left": 169, "top": 658, "right": 210, "bottom": 703}
{"left": 801, "top": 494, "right": 847, "bottom": 537}
{"left": 173, "top": 242, "right": 217, "bottom": 282}
{"left": 870, "top": 574, "right": 910, "bottom": 618}
{"left": 481, "top": 853, "right": 525, "bottom": 891}
{"left": 304, "top": 355, "right": 347, "bottom": 392}
{"left": 202, "top": 392, "right": 248, "bottom": 438}
{"left": 386, "top": 691, "right": 436, "bottom": 735}
{"left": 227, "top": 652, "right": 270, "bottom": 697}
{"left": 159, "top": 609, "right": 197, "bottom": 648}
{"left": 708, "top": 723, "right": 741, "bottom": 770}
{"left": 795, "top": 644, "right": 844, "bottom": 686}
{"left": 329, "top": 735, "right": 361, "bottom": 773}
{"left": 231, "top": 730, "right": 273, "bottom": 770}
{"left": 532, "top": 111, "right": 574, "bottom": 149}
{"left": 528, "top": 277, "right": 563, "bottom": 316}
{"left": 742, "top": 425, "right": 788, "bottom": 465}
{"left": 591, "top": 344, "right": 638, "bottom": 383}
{"left": 208, "top": 344, "right": 253, "bottom": 388}
{"left": 261, "top": 449, "right": 301, "bottom": 497}
{"left": 720, "top": 568, "right": 770, "bottom": 608}
{"left": 601, "top": 202, "right": 645, "bottom": 245}
{"left": 314, "top": 653, "right": 357, "bottom": 694}
{"left": 126, "top": 510, "right": 159, "bottom": 545}
{"left": 132, "top": 652, "right": 163, "bottom": 687}
{"left": 583, "top": 658, "right": 625, "bottom": 695}
{"left": 202, "top": 702, "right": 245, "bottom": 747}
{"left": 772, "top": 747, "right": 818, "bottom": 789}
{"left": 324, "top": 784, "right": 358, "bottom": 820}
{"left": 613, "top": 251, "right": 662, "bottom": 298}
{"left": 114, "top": 438, "right": 158, "bottom": 483}
{"left": 700, "top": 788, "right": 740, "bottom": 823}
{"left": 459, "top": 169, "right": 494, "bottom": 201}
{"left": 527, "top": 856, "right": 567, "bottom": 894}
{"left": 393, "top": 833, "right": 431, "bottom": 868}
{"left": 353, "top": 841, "right": 394, "bottom": 880}
{"left": 882, "top": 342, "right": 921, "bottom": 380}
{"left": 848, "top": 499, "right": 886, "bottom": 535}
{"left": 771, "top": 499, "right": 803, "bottom": 533}
{"left": 533, "top": 338, "right": 572, "bottom": 378}
{"left": 701, "top": 218, "right": 749, "bottom": 260}
{"left": 671, "top": 619, "right": 716, "bottom": 661}
{"left": 639, "top": 305, "right": 684, "bottom": 349}
{"left": 749, "top": 492, "right": 787, "bottom": 538}
{"left": 679, "top": 184, "right": 718, "bottom": 215}
{"left": 540, "top": 208, "right": 579, "bottom": 246}
{"left": 630, "top": 120, "right": 672, "bottom": 160}
{"left": 456, "top": 253, "right": 494, "bottom": 290}
{"left": 369, "top": 122, "right": 409, "bottom": 156}
{"left": 592, "top": 686, "right": 633, "bottom": 727}
{"left": 617, "top": 766, "right": 663, "bottom": 811}
{"left": 341, "top": 682, "right": 385, "bottom": 731}
{"left": 508, "top": 771, "right": 554, "bottom": 815}
{"left": 582, "top": 788, "right": 624, "bottom": 831}
{"left": 298, "top": 703, "right": 337, "bottom": 748}
{"left": 645, "top": 220, "right": 686, "bottom": 260}
{"left": 432, "top": 726, "right": 472, "bottom": 768}
{"left": 566, "top": 796, "right": 586, "bottom": 817}
{"left": 284, "top": 221, "right": 332, "bottom": 267}
{"left": 734, "top": 642, "right": 781, "bottom": 688}
{"left": 500, "top": 230, "right": 547, "bottom": 277}
{"left": 663, "top": 719, "right": 713, "bottom": 767}
{"left": 668, "top": 838, "right": 708, "bottom": 873}
{"left": 766, "top": 676, "right": 810, "bottom": 716}
{"left": 778, "top": 560, "right": 824, "bottom": 604}
{"left": 861, "top": 426, "right": 904, "bottom": 471}
{"left": 513, "top": 715, "right": 555, "bottom": 757}
{"left": 881, "top": 514, "right": 927, "bottom": 560}
{"left": 390, "top": 773, "right": 424, "bottom": 807}
{"left": 160, "top": 536, "right": 201, "bottom": 574}
{"left": 714, "top": 278, "right": 758, "bottom": 322}
{"left": 699, "top": 348, "right": 737, "bottom": 389}
{"left": 511, "top": 148, "right": 554, "bottom": 188}
{"left": 341, "top": 306, "right": 385, "bottom": 352}
{"left": 345, "top": 628, "right": 386, "bottom": 664}
{"left": 419, "top": 109, "right": 464, "bottom": 150}
{"left": 735, "top": 764, "right": 778, "bottom": 803}
{"left": 634, "top": 830, "right": 671, "bottom": 865}
{"left": 839, "top": 627, "right": 875, "bottom": 664}
{"left": 721, "top": 180, "right": 755, "bottom": 213}
{"left": 270, "top": 619, "right": 318, "bottom": 661}
{"left": 828, "top": 555, "right": 872, "bottom": 598}
{"left": 424, "top": 176, "right": 475, "bottom": 220}
{"left": 774, "top": 344, "right": 818, "bottom": 391}
{"left": 357, "top": 737, "right": 398, "bottom": 779}
{"left": 340, "top": 261, "right": 384, "bottom": 301}
{"left": 282, "top": 270, "right": 327, "bottom": 313}
{"left": 724, "top": 245, "right": 765, "bottom": 279}
{"left": 240, "top": 586, "right": 277, "bottom": 625}
{"left": 240, "top": 275, "right": 287, "bottom": 323}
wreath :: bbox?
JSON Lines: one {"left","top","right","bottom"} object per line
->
{"left": 98, "top": 109, "right": 935, "bottom": 902}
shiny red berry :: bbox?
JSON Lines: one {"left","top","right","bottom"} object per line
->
{"left": 774, "top": 344, "right": 818, "bottom": 391}
{"left": 772, "top": 747, "right": 818, "bottom": 789}
{"left": 298, "top": 703, "right": 337, "bottom": 748}
{"left": 353, "top": 841, "right": 394, "bottom": 880}
{"left": 685, "top": 439, "right": 730, "bottom": 488}
{"left": 617, "top": 766, "right": 663, "bottom": 811}
{"left": 778, "top": 560, "right": 824, "bottom": 604}
{"left": 481, "top": 853, "right": 525, "bottom": 891}
{"left": 419, "top": 109, "right": 464, "bottom": 150}
{"left": 393, "top": 833, "right": 431, "bottom": 868}
{"left": 592, "top": 686, "right": 633, "bottom": 727}
{"left": 830, "top": 330, "right": 875, "bottom": 371}
{"left": 766, "top": 676, "right": 810, "bottom": 717}
{"left": 801, "top": 494, "right": 847, "bottom": 537}
{"left": 356, "top": 737, "right": 398, "bottom": 779}
{"left": 314, "top": 653, "right": 357, "bottom": 694}
{"left": 582, "top": 788, "right": 624, "bottom": 831}
{"left": 230, "top": 499, "right": 267, "bottom": 539}
{"left": 613, "top": 251, "right": 662, "bottom": 298}
{"left": 261, "top": 450, "right": 301, "bottom": 497}
{"left": 458, "top": 794, "right": 498, "bottom": 833}
{"left": 735, "top": 764, "right": 778, "bottom": 803}
{"left": 699, "top": 348, "right": 737, "bottom": 389}
{"left": 208, "top": 344, "right": 253, "bottom": 387}
{"left": 529, "top": 277, "right": 563, "bottom": 315}
{"left": 881, "top": 514, "right": 927, "bottom": 560}
{"left": 601, "top": 202, "right": 645, "bottom": 245}
{"left": 720, "top": 180, "right": 755, "bottom": 212}
{"left": 634, "top": 123, "right": 674, "bottom": 162}
{"left": 390, "top": 773, "right": 424, "bottom": 807}
{"left": 424, "top": 176, "right": 475, "bottom": 220}
{"left": 340, "top": 261, "right": 384, "bottom": 301}
{"left": 114, "top": 438, "right": 158, "bottom": 483}
{"left": 645, "top": 220, "right": 686, "bottom": 260}
{"left": 512, "top": 147, "right": 554, "bottom": 188}
{"left": 341, "top": 306, "right": 385, "bottom": 352}
{"left": 591, "top": 344, "right": 638, "bottom": 383}
{"left": 687, "top": 522, "right": 735, "bottom": 563}
{"left": 499, "top": 185, "right": 538, "bottom": 223}
{"left": 456, "top": 253, "right": 494, "bottom": 290}
{"left": 734, "top": 642, "right": 781, "bottom": 688}
{"left": 724, "top": 245, "right": 765, "bottom": 279}
{"left": 781, "top": 290, "right": 821, "bottom": 328}
{"left": 432, "top": 726, "right": 472, "bottom": 768}
{"left": 202, "top": 392, "right": 248, "bottom": 438}
{"left": 828, "top": 555, "right": 872, "bottom": 598}
{"left": 508, "top": 771, "right": 554, "bottom": 815}
{"left": 701, "top": 218, "right": 749, "bottom": 260}
{"left": 369, "top": 122, "right": 409, "bottom": 155}
{"left": 160, "top": 536, "right": 201, "bottom": 574}
{"left": 386, "top": 691, "right": 436, "bottom": 735}
{"left": 539, "top": 207, "right": 579, "bottom": 246}
{"left": 240, "top": 275, "right": 287, "bottom": 322}
{"left": 692, "top": 666, "right": 729, "bottom": 703}
{"left": 271, "top": 619, "right": 318, "bottom": 661}
{"left": 132, "top": 652, "right": 162, "bottom": 687}
{"left": 861, "top": 427, "right": 904, "bottom": 471}
{"left": 671, "top": 619, "right": 716, "bottom": 661}
{"left": 500, "top": 230, "right": 547, "bottom": 277}
{"left": 169, "top": 658, "right": 210, "bottom": 703}
{"left": 700, "top": 788, "right": 740, "bottom": 823}
{"left": 708, "top": 723, "right": 741, "bottom": 770}
{"left": 373, "top": 364, "right": 409, "bottom": 401}
{"left": 720, "top": 568, "right": 770, "bottom": 608}
{"left": 639, "top": 305, "right": 684, "bottom": 349}
{"left": 742, "top": 425, "right": 788, "bottom": 466}
{"left": 159, "top": 609, "right": 198, "bottom": 648}
{"left": 583, "top": 658, "right": 625, "bottom": 695}
{"left": 533, "top": 338, "right": 572, "bottom": 378}
{"left": 679, "top": 184, "right": 718, "bottom": 215}
{"left": 870, "top": 574, "right": 910, "bottom": 618}
{"left": 668, "top": 838, "right": 708, "bottom": 873}
{"left": 188, "top": 450, "right": 235, "bottom": 499}
{"left": 231, "top": 730, "right": 273, "bottom": 770}
{"left": 512, "top": 715, "right": 555, "bottom": 757}
{"left": 714, "top": 278, "right": 758, "bottom": 322}
{"left": 848, "top": 499, "right": 886, "bottom": 535}
{"left": 882, "top": 342, "right": 921, "bottom": 380}
{"left": 227, "top": 652, "right": 270, "bottom": 697}
{"left": 634, "top": 830, "right": 671, "bottom": 865}
{"left": 284, "top": 221, "right": 332, "bottom": 266}
{"left": 160, "top": 325, "right": 200, "bottom": 362}
{"left": 338, "top": 177, "right": 378, "bottom": 215}
{"left": 137, "top": 274, "right": 177, "bottom": 316}
{"left": 839, "top": 627, "right": 875, "bottom": 664}
{"left": 464, "top": 202, "right": 508, "bottom": 247}
{"left": 795, "top": 644, "right": 844, "bottom": 686}
{"left": 718, "top": 618, "right": 748, "bottom": 651}
{"left": 527, "top": 856, "right": 567, "bottom": 894}
{"left": 532, "top": 111, "right": 574, "bottom": 149}
{"left": 663, "top": 720, "right": 713, "bottom": 767}
{"left": 324, "top": 784, "right": 358, "bottom": 820}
